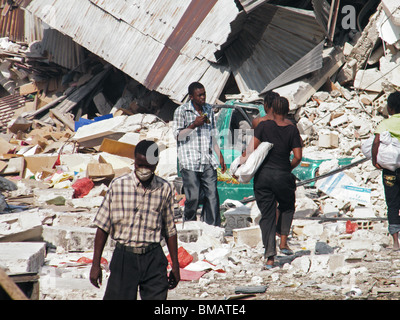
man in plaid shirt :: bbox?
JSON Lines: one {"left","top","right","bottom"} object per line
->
{"left": 90, "top": 140, "right": 179, "bottom": 300}
{"left": 173, "top": 82, "right": 226, "bottom": 226}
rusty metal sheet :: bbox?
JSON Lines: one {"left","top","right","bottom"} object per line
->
{"left": 0, "top": 2, "right": 25, "bottom": 42}
{"left": 0, "top": 94, "right": 27, "bottom": 133}
{"left": 25, "top": 0, "right": 239, "bottom": 103}
{"left": 144, "top": 0, "right": 218, "bottom": 91}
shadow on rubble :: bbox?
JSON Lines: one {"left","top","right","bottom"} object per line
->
{"left": 274, "top": 241, "right": 337, "bottom": 267}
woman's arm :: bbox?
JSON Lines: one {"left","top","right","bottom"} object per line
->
{"left": 291, "top": 147, "right": 302, "bottom": 171}
{"left": 372, "top": 134, "right": 382, "bottom": 169}
{"left": 240, "top": 136, "right": 261, "bottom": 164}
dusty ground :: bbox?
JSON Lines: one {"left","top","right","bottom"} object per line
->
{"left": 38, "top": 227, "right": 400, "bottom": 301}
{"left": 167, "top": 239, "right": 400, "bottom": 301}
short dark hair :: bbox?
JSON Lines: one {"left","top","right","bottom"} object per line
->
{"left": 134, "top": 140, "right": 159, "bottom": 164}
{"left": 263, "top": 91, "right": 280, "bottom": 109}
{"left": 272, "top": 97, "right": 289, "bottom": 115}
{"left": 387, "top": 91, "right": 400, "bottom": 113}
{"left": 188, "top": 82, "right": 204, "bottom": 96}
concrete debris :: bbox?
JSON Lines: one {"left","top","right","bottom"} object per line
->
{"left": 1, "top": 2, "right": 400, "bottom": 302}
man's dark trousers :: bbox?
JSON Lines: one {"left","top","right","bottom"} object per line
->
{"left": 181, "top": 164, "right": 221, "bottom": 226}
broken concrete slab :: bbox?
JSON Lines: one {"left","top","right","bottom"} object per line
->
{"left": 42, "top": 225, "right": 114, "bottom": 252}
{"left": 353, "top": 68, "right": 385, "bottom": 92}
{"left": 232, "top": 226, "right": 261, "bottom": 247}
{"left": 0, "top": 210, "right": 43, "bottom": 242}
{"left": 33, "top": 188, "right": 74, "bottom": 206}
{"left": 338, "top": 5, "right": 384, "bottom": 84}
{"left": 176, "top": 221, "right": 225, "bottom": 244}
{"left": 378, "top": 4, "right": 400, "bottom": 45}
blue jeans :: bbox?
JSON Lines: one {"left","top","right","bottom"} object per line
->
{"left": 180, "top": 165, "right": 221, "bottom": 226}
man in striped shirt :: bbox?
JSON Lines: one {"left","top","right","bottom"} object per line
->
{"left": 90, "top": 140, "right": 179, "bottom": 300}
{"left": 173, "top": 82, "right": 226, "bottom": 226}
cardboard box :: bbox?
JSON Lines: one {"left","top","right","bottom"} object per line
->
{"left": 87, "top": 162, "right": 115, "bottom": 180}
{"left": 0, "top": 137, "right": 17, "bottom": 155}
{"left": 24, "top": 155, "right": 58, "bottom": 174}
{"left": 99, "top": 138, "right": 136, "bottom": 160}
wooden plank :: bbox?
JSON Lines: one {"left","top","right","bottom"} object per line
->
{"left": 99, "top": 138, "right": 136, "bottom": 160}
{"left": 93, "top": 92, "right": 112, "bottom": 115}
{"left": 0, "top": 268, "right": 29, "bottom": 300}
{"left": 49, "top": 109, "right": 75, "bottom": 131}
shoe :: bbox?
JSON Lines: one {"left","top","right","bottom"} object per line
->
{"left": 279, "top": 248, "right": 294, "bottom": 256}
{"left": 264, "top": 264, "right": 275, "bottom": 270}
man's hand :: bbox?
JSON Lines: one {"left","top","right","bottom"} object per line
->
{"left": 220, "top": 160, "right": 227, "bottom": 174}
{"left": 192, "top": 115, "right": 207, "bottom": 128}
{"left": 89, "top": 228, "right": 108, "bottom": 288}
{"left": 90, "top": 264, "right": 102, "bottom": 288}
{"left": 168, "top": 265, "right": 180, "bottom": 289}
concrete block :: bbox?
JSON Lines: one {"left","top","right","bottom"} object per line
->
{"left": 176, "top": 221, "right": 225, "bottom": 243}
{"left": 352, "top": 206, "right": 375, "bottom": 218}
{"left": 295, "top": 197, "right": 319, "bottom": 217}
{"left": 329, "top": 114, "right": 348, "bottom": 127}
{"left": 233, "top": 226, "right": 261, "bottom": 247}
{"left": 177, "top": 227, "right": 201, "bottom": 243}
{"left": 42, "top": 225, "right": 114, "bottom": 252}
{"left": 0, "top": 242, "right": 46, "bottom": 274}
{"left": 224, "top": 206, "right": 252, "bottom": 236}
{"left": 318, "top": 130, "right": 339, "bottom": 148}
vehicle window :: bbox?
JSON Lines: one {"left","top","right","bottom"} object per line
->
{"left": 243, "top": 107, "right": 261, "bottom": 123}
{"left": 230, "top": 109, "right": 254, "bottom": 152}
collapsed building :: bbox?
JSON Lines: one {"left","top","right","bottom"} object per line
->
{"left": 0, "top": 0, "right": 400, "bottom": 300}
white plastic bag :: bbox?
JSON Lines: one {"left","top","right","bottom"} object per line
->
{"left": 361, "top": 135, "right": 374, "bottom": 159}
{"left": 230, "top": 142, "right": 273, "bottom": 184}
{"left": 361, "top": 131, "right": 400, "bottom": 171}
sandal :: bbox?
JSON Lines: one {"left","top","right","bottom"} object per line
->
{"left": 279, "top": 248, "right": 294, "bottom": 256}
{"left": 264, "top": 264, "right": 275, "bottom": 270}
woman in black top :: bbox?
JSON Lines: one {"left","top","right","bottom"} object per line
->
{"left": 239, "top": 97, "right": 302, "bottom": 269}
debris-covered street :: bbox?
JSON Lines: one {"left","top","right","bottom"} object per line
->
{"left": 0, "top": 0, "right": 400, "bottom": 303}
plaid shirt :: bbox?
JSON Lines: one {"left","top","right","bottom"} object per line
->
{"left": 93, "top": 172, "right": 177, "bottom": 247}
{"left": 173, "top": 101, "right": 219, "bottom": 172}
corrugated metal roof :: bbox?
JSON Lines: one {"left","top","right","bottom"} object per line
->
{"left": 261, "top": 40, "right": 325, "bottom": 93}
{"left": 0, "top": 94, "right": 27, "bottom": 133}
{"left": 40, "top": 28, "right": 86, "bottom": 71}
{"left": 237, "top": 0, "right": 271, "bottom": 13}
{"left": 0, "top": 2, "right": 25, "bottom": 42}
{"left": 225, "top": 3, "right": 326, "bottom": 93}
{"left": 0, "top": 0, "right": 41, "bottom": 43}
{"left": 25, "top": 0, "right": 239, "bottom": 103}
{"left": 23, "top": 9, "right": 43, "bottom": 43}
{"left": 312, "top": 0, "right": 330, "bottom": 36}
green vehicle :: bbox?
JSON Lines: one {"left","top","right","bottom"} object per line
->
{"left": 177, "top": 100, "right": 353, "bottom": 204}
